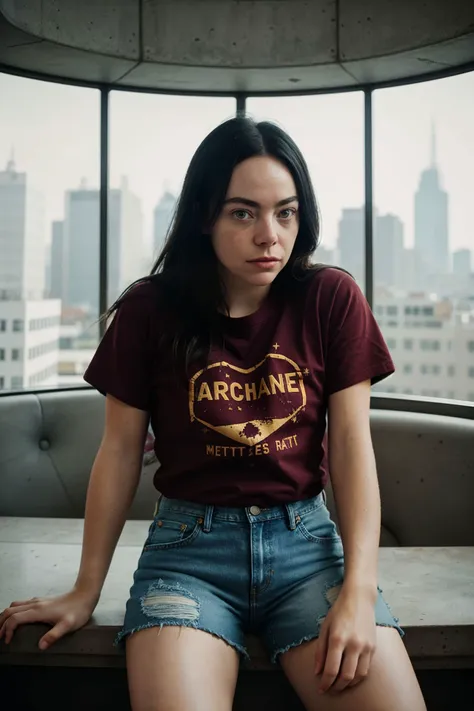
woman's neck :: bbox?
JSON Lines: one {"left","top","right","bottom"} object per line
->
{"left": 223, "top": 274, "right": 271, "bottom": 319}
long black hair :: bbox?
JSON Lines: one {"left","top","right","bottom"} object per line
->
{"left": 107, "top": 117, "right": 322, "bottom": 368}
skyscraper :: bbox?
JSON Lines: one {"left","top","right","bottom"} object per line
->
{"left": 153, "top": 191, "right": 176, "bottom": 257}
{"left": 63, "top": 178, "right": 144, "bottom": 312}
{"left": 108, "top": 177, "right": 144, "bottom": 305}
{"left": 414, "top": 124, "right": 449, "bottom": 283}
{"left": 50, "top": 220, "right": 66, "bottom": 301}
{"left": 337, "top": 207, "right": 364, "bottom": 284}
{"left": 374, "top": 214, "right": 404, "bottom": 288}
{"left": 453, "top": 249, "right": 472, "bottom": 279}
{"left": 63, "top": 183, "right": 100, "bottom": 313}
{"left": 0, "top": 155, "right": 46, "bottom": 300}
{"left": 0, "top": 157, "right": 60, "bottom": 391}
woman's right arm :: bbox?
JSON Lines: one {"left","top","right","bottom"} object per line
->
{"left": 0, "top": 394, "right": 149, "bottom": 650}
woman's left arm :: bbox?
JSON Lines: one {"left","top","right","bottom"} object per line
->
{"left": 315, "top": 379, "right": 381, "bottom": 694}
{"left": 329, "top": 378, "right": 380, "bottom": 597}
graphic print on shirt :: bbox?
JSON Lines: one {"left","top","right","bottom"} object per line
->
{"left": 189, "top": 351, "right": 307, "bottom": 448}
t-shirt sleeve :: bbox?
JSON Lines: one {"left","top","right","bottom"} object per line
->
{"left": 324, "top": 272, "right": 395, "bottom": 395}
{"left": 83, "top": 285, "right": 154, "bottom": 411}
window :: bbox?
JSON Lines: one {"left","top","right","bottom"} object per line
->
{"left": 468, "top": 341, "right": 474, "bottom": 353}
{"left": 387, "top": 306, "right": 398, "bottom": 316}
{"left": 12, "top": 348, "right": 21, "bottom": 361}
{"left": 386, "top": 338, "right": 396, "bottom": 349}
{"left": 109, "top": 93, "right": 236, "bottom": 306}
{"left": 247, "top": 93, "right": 364, "bottom": 287}
{"left": 403, "top": 339, "right": 414, "bottom": 350}
{"left": 11, "top": 376, "right": 23, "bottom": 389}
{"left": 373, "top": 72, "right": 474, "bottom": 402}
{"left": 0, "top": 348, "right": 4, "bottom": 361}
{"left": 0, "top": 73, "right": 100, "bottom": 391}
{"left": 403, "top": 364, "right": 413, "bottom": 374}
{"left": 447, "top": 365, "right": 455, "bottom": 376}
{"left": 420, "top": 339, "right": 441, "bottom": 351}
{"left": 0, "top": 376, "right": 4, "bottom": 389}
{"left": 421, "top": 364, "right": 441, "bottom": 375}
{"left": 469, "top": 367, "right": 474, "bottom": 378}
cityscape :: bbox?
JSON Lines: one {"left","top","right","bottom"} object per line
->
{"left": 0, "top": 127, "right": 473, "bottom": 401}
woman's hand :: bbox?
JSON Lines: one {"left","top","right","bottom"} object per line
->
{"left": 314, "top": 586, "right": 377, "bottom": 694}
{"left": 0, "top": 588, "right": 99, "bottom": 650}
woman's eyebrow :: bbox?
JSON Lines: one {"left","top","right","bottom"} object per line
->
{"left": 223, "top": 196, "right": 299, "bottom": 208}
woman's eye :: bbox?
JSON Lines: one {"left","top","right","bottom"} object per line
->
{"left": 233, "top": 209, "right": 252, "bottom": 220}
{"left": 279, "top": 208, "right": 296, "bottom": 219}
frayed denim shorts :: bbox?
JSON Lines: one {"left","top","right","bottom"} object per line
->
{"left": 117, "top": 492, "right": 403, "bottom": 663}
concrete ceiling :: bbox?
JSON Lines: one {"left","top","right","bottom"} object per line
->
{"left": 1, "top": 0, "right": 473, "bottom": 93}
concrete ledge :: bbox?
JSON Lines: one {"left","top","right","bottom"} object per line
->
{"left": 1, "top": 518, "right": 473, "bottom": 669}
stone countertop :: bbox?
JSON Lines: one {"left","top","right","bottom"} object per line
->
{"left": 1, "top": 518, "right": 473, "bottom": 668}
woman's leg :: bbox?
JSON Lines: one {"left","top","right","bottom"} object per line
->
{"left": 279, "top": 626, "right": 426, "bottom": 711}
{"left": 126, "top": 625, "right": 240, "bottom": 711}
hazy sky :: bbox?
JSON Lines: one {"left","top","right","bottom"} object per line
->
{"left": 0, "top": 70, "right": 472, "bottom": 258}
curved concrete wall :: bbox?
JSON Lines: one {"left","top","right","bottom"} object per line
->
{"left": 1, "top": 0, "right": 473, "bottom": 91}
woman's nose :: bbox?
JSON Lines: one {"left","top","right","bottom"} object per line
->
{"left": 254, "top": 218, "right": 278, "bottom": 245}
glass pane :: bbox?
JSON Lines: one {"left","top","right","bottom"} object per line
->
{"left": 247, "top": 94, "right": 365, "bottom": 288}
{"left": 373, "top": 72, "right": 474, "bottom": 403}
{"left": 108, "top": 93, "right": 236, "bottom": 305}
{"left": 0, "top": 73, "right": 100, "bottom": 392}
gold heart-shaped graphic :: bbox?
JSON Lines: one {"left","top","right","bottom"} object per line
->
{"left": 189, "top": 353, "right": 306, "bottom": 446}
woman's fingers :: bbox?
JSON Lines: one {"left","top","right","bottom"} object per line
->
{"left": 330, "top": 649, "right": 360, "bottom": 692}
{"left": 0, "top": 603, "right": 40, "bottom": 639}
{"left": 2, "top": 608, "right": 46, "bottom": 645}
{"left": 318, "top": 636, "right": 344, "bottom": 693}
{"left": 39, "top": 617, "right": 76, "bottom": 650}
{"left": 348, "top": 649, "right": 372, "bottom": 687}
{"left": 9, "top": 597, "right": 39, "bottom": 607}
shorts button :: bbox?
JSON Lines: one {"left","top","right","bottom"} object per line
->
{"left": 249, "top": 505, "right": 261, "bottom": 515}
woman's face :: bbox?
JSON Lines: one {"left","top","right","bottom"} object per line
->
{"left": 211, "top": 156, "right": 300, "bottom": 291}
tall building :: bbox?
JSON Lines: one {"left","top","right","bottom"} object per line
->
{"left": 0, "top": 155, "right": 45, "bottom": 300}
{"left": 337, "top": 207, "right": 364, "bottom": 284}
{"left": 108, "top": 177, "right": 144, "bottom": 304}
{"left": 374, "top": 214, "right": 404, "bottom": 288}
{"left": 153, "top": 191, "right": 176, "bottom": 257}
{"left": 414, "top": 125, "right": 449, "bottom": 284}
{"left": 49, "top": 220, "right": 66, "bottom": 300}
{"left": 314, "top": 244, "right": 335, "bottom": 265}
{"left": 0, "top": 157, "right": 60, "bottom": 391}
{"left": 63, "top": 178, "right": 144, "bottom": 312}
{"left": 453, "top": 249, "right": 472, "bottom": 279}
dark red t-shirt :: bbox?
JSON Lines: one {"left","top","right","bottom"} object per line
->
{"left": 84, "top": 267, "right": 394, "bottom": 506}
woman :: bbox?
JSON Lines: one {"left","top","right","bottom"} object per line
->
{"left": 0, "top": 118, "right": 426, "bottom": 711}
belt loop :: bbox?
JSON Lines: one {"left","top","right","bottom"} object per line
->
{"left": 285, "top": 502, "right": 297, "bottom": 531}
{"left": 153, "top": 494, "right": 163, "bottom": 518}
{"left": 202, "top": 504, "right": 214, "bottom": 533}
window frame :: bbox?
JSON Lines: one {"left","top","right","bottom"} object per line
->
{"left": 0, "top": 65, "right": 473, "bottom": 416}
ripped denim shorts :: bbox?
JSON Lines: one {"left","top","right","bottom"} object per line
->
{"left": 116, "top": 492, "right": 403, "bottom": 663}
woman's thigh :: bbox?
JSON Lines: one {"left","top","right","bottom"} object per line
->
{"left": 279, "top": 626, "right": 426, "bottom": 711}
{"left": 126, "top": 625, "right": 240, "bottom": 711}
